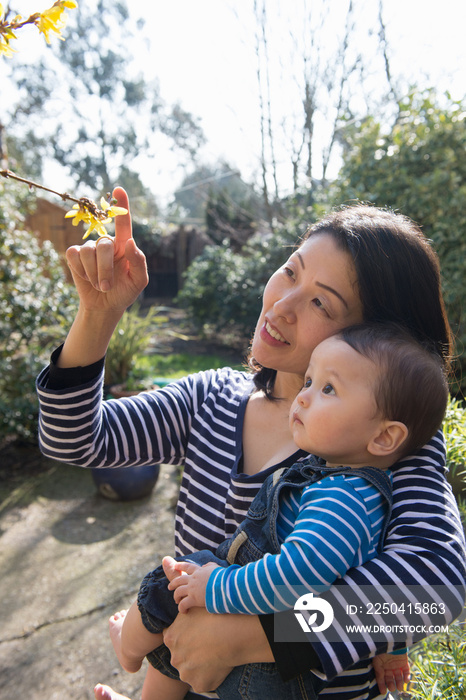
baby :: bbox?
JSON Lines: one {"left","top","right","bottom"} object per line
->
{"left": 108, "top": 323, "right": 448, "bottom": 700}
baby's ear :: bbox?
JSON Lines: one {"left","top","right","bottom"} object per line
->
{"left": 368, "top": 421, "right": 409, "bottom": 458}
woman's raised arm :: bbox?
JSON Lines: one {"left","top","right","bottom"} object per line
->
{"left": 57, "top": 187, "right": 148, "bottom": 368}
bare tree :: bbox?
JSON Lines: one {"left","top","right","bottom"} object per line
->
{"left": 378, "top": 0, "right": 399, "bottom": 104}
{"left": 254, "top": 0, "right": 280, "bottom": 219}
{"left": 252, "top": 0, "right": 398, "bottom": 200}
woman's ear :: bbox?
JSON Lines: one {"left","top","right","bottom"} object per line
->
{"left": 368, "top": 421, "right": 409, "bottom": 458}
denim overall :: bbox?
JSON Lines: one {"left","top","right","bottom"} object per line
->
{"left": 141, "top": 456, "right": 393, "bottom": 700}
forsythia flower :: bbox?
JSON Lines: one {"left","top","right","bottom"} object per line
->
{"left": 100, "top": 196, "right": 128, "bottom": 220}
{"left": 37, "top": 0, "right": 78, "bottom": 44}
{"left": 0, "top": 34, "right": 16, "bottom": 57}
{"left": 65, "top": 203, "right": 92, "bottom": 226}
{"left": 65, "top": 196, "right": 128, "bottom": 240}
{"left": 0, "top": 5, "right": 18, "bottom": 57}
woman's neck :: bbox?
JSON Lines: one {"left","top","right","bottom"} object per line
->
{"left": 272, "top": 370, "right": 304, "bottom": 403}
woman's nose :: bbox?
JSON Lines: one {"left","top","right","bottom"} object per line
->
{"left": 273, "top": 291, "right": 298, "bottom": 322}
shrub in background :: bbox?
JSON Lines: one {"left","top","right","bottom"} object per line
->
{"left": 444, "top": 396, "right": 466, "bottom": 481}
{"left": 407, "top": 622, "right": 466, "bottom": 699}
{"left": 177, "top": 219, "right": 310, "bottom": 344}
{"left": 334, "top": 90, "right": 466, "bottom": 393}
{"left": 0, "top": 183, "right": 78, "bottom": 444}
{"left": 104, "top": 302, "right": 165, "bottom": 387}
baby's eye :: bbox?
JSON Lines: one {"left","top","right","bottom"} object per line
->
{"left": 303, "top": 378, "right": 312, "bottom": 389}
{"left": 322, "top": 384, "right": 335, "bottom": 395}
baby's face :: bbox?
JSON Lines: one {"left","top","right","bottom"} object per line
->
{"left": 289, "top": 336, "right": 383, "bottom": 467}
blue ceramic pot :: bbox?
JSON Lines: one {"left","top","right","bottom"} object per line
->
{"left": 92, "top": 463, "right": 160, "bottom": 501}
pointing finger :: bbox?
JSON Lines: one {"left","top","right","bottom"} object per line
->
{"left": 112, "top": 186, "right": 133, "bottom": 255}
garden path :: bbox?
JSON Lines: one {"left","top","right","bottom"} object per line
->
{"left": 0, "top": 451, "right": 179, "bottom": 700}
{"left": 0, "top": 308, "right": 245, "bottom": 699}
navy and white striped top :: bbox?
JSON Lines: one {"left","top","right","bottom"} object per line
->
{"left": 37, "top": 364, "right": 466, "bottom": 700}
{"left": 207, "top": 473, "right": 391, "bottom": 615}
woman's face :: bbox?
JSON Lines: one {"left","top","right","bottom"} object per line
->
{"left": 251, "top": 233, "right": 364, "bottom": 377}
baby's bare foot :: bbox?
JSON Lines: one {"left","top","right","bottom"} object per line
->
{"left": 94, "top": 683, "right": 132, "bottom": 700}
{"left": 108, "top": 610, "right": 142, "bottom": 674}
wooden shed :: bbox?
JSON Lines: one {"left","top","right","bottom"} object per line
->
{"left": 25, "top": 197, "right": 85, "bottom": 281}
{"left": 143, "top": 226, "right": 211, "bottom": 300}
{"left": 25, "top": 197, "right": 211, "bottom": 298}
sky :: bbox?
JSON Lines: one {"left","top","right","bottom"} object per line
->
{"left": 126, "top": 0, "right": 466, "bottom": 201}
{"left": 5, "top": 0, "right": 466, "bottom": 205}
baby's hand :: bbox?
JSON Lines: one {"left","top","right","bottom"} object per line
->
{"left": 372, "top": 651, "right": 410, "bottom": 694}
{"left": 168, "top": 561, "right": 220, "bottom": 613}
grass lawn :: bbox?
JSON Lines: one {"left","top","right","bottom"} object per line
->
{"left": 136, "top": 351, "right": 245, "bottom": 380}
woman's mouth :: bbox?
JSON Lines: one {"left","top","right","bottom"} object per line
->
{"left": 263, "top": 320, "right": 289, "bottom": 344}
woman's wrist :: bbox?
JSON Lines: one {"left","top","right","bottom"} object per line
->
{"left": 224, "top": 614, "right": 275, "bottom": 665}
{"left": 57, "top": 305, "right": 124, "bottom": 368}
{"left": 46, "top": 345, "right": 105, "bottom": 389}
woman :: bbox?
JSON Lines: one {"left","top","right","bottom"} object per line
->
{"left": 37, "top": 189, "right": 466, "bottom": 700}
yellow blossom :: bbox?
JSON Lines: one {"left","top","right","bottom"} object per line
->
{"left": 37, "top": 1, "right": 77, "bottom": 44}
{"left": 65, "top": 196, "right": 127, "bottom": 240}
{"left": 65, "top": 203, "right": 92, "bottom": 225}
{"left": 100, "top": 196, "right": 128, "bottom": 220}
{"left": 0, "top": 17, "right": 18, "bottom": 57}
{"left": 81, "top": 217, "right": 111, "bottom": 239}
{"left": 0, "top": 37, "right": 15, "bottom": 57}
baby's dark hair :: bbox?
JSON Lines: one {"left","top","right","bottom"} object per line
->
{"left": 337, "top": 323, "right": 449, "bottom": 457}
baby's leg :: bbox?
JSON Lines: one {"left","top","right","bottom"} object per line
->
{"left": 109, "top": 605, "right": 163, "bottom": 674}
{"left": 141, "top": 663, "right": 189, "bottom": 700}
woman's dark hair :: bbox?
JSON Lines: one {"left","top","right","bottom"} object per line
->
{"left": 339, "top": 323, "right": 449, "bottom": 456}
{"left": 250, "top": 204, "right": 453, "bottom": 398}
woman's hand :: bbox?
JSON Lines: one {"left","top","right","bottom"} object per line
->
{"left": 65, "top": 187, "right": 148, "bottom": 315}
{"left": 163, "top": 607, "right": 235, "bottom": 692}
{"left": 57, "top": 187, "right": 149, "bottom": 368}
{"left": 163, "top": 609, "right": 274, "bottom": 693}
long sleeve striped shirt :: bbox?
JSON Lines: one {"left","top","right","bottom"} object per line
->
{"left": 206, "top": 474, "right": 390, "bottom": 615}
{"left": 37, "top": 362, "right": 466, "bottom": 700}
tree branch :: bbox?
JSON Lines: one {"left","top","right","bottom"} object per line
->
{"left": 0, "top": 168, "right": 81, "bottom": 204}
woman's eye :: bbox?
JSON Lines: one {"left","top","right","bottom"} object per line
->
{"left": 312, "top": 298, "right": 328, "bottom": 315}
{"left": 284, "top": 266, "right": 296, "bottom": 280}
{"left": 322, "top": 384, "right": 335, "bottom": 395}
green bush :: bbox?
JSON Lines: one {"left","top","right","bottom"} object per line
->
{"left": 104, "top": 303, "right": 166, "bottom": 386}
{"left": 177, "top": 221, "right": 309, "bottom": 342}
{"left": 0, "top": 184, "right": 78, "bottom": 443}
{"left": 407, "top": 622, "right": 466, "bottom": 699}
{"left": 333, "top": 90, "right": 466, "bottom": 393}
{"left": 444, "top": 397, "right": 466, "bottom": 480}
